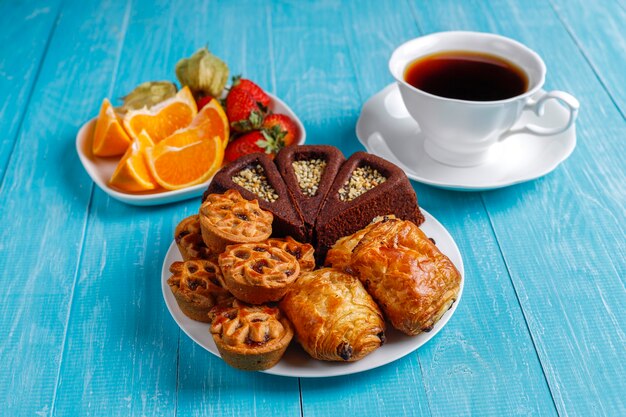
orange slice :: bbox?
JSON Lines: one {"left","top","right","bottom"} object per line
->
{"left": 109, "top": 131, "right": 157, "bottom": 192}
{"left": 92, "top": 98, "right": 131, "bottom": 157}
{"left": 146, "top": 122, "right": 224, "bottom": 190}
{"left": 122, "top": 86, "right": 197, "bottom": 143}
{"left": 190, "top": 98, "right": 229, "bottom": 150}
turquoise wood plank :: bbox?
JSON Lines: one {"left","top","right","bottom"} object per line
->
{"left": 270, "top": 0, "right": 362, "bottom": 156}
{"left": 411, "top": 0, "right": 626, "bottom": 415}
{"left": 0, "top": 0, "right": 61, "bottom": 181}
{"left": 291, "top": 1, "right": 557, "bottom": 416}
{"left": 548, "top": 0, "right": 626, "bottom": 117}
{"left": 0, "top": 0, "right": 130, "bottom": 415}
{"left": 52, "top": 0, "right": 300, "bottom": 415}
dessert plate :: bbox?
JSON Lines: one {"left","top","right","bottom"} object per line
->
{"left": 161, "top": 209, "right": 464, "bottom": 378}
{"left": 76, "top": 93, "right": 305, "bottom": 206}
{"left": 356, "top": 83, "right": 576, "bottom": 191}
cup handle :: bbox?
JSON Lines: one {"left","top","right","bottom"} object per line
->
{"left": 499, "top": 90, "right": 580, "bottom": 141}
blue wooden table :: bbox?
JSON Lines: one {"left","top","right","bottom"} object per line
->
{"left": 1, "top": 0, "right": 625, "bottom": 415}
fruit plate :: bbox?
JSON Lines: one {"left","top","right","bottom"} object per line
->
{"left": 76, "top": 93, "right": 306, "bottom": 206}
{"left": 161, "top": 209, "right": 464, "bottom": 378}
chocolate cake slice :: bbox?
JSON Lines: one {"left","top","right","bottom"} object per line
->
{"left": 203, "top": 153, "right": 307, "bottom": 241}
{"left": 275, "top": 145, "right": 346, "bottom": 239}
{"left": 314, "top": 151, "right": 425, "bottom": 262}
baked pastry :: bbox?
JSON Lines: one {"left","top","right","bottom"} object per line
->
{"left": 348, "top": 218, "right": 461, "bottom": 335}
{"left": 174, "top": 215, "right": 215, "bottom": 261}
{"left": 209, "top": 298, "right": 294, "bottom": 370}
{"left": 203, "top": 153, "right": 307, "bottom": 241}
{"left": 325, "top": 215, "right": 396, "bottom": 273}
{"left": 199, "top": 189, "right": 273, "bottom": 254}
{"left": 280, "top": 268, "right": 385, "bottom": 361}
{"left": 267, "top": 236, "right": 315, "bottom": 272}
{"left": 167, "top": 259, "right": 232, "bottom": 322}
{"left": 314, "top": 152, "right": 425, "bottom": 263}
{"left": 275, "top": 145, "right": 346, "bottom": 238}
{"left": 218, "top": 242, "right": 300, "bottom": 304}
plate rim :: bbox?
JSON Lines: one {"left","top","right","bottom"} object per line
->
{"left": 76, "top": 92, "right": 306, "bottom": 206}
{"left": 161, "top": 208, "right": 465, "bottom": 378}
{"left": 356, "top": 83, "right": 576, "bottom": 191}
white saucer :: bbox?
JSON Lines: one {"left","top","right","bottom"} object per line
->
{"left": 356, "top": 83, "right": 576, "bottom": 191}
{"left": 76, "top": 93, "right": 305, "bottom": 206}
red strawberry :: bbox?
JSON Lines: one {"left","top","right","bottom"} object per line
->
{"left": 225, "top": 87, "right": 266, "bottom": 132}
{"left": 196, "top": 95, "right": 213, "bottom": 110}
{"left": 224, "top": 130, "right": 284, "bottom": 162}
{"left": 231, "top": 76, "right": 271, "bottom": 108}
{"left": 262, "top": 113, "right": 298, "bottom": 147}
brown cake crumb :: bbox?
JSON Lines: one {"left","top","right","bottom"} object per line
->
{"left": 232, "top": 165, "right": 279, "bottom": 203}
{"left": 338, "top": 165, "right": 386, "bottom": 201}
{"left": 292, "top": 159, "right": 327, "bottom": 197}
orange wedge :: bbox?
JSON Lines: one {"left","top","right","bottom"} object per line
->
{"left": 122, "top": 86, "right": 197, "bottom": 143}
{"left": 146, "top": 122, "right": 224, "bottom": 190}
{"left": 92, "top": 98, "right": 131, "bottom": 157}
{"left": 190, "top": 98, "right": 229, "bottom": 150}
{"left": 109, "top": 131, "right": 157, "bottom": 192}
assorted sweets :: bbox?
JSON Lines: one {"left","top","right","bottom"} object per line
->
{"left": 166, "top": 149, "right": 462, "bottom": 371}
{"left": 89, "top": 48, "right": 300, "bottom": 194}
{"left": 205, "top": 146, "right": 425, "bottom": 262}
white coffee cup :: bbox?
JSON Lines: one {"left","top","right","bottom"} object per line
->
{"left": 389, "top": 31, "right": 579, "bottom": 167}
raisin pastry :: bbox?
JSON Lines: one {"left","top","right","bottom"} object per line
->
{"left": 167, "top": 259, "right": 232, "bottom": 322}
{"left": 174, "top": 215, "right": 215, "bottom": 261}
{"left": 199, "top": 189, "right": 273, "bottom": 254}
{"left": 325, "top": 215, "right": 396, "bottom": 273}
{"left": 218, "top": 242, "right": 300, "bottom": 304}
{"left": 349, "top": 218, "right": 461, "bottom": 335}
{"left": 267, "top": 236, "right": 315, "bottom": 272}
{"left": 280, "top": 268, "right": 385, "bottom": 362}
{"left": 209, "top": 299, "right": 294, "bottom": 371}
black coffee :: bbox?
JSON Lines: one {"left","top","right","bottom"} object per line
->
{"left": 404, "top": 50, "right": 528, "bottom": 101}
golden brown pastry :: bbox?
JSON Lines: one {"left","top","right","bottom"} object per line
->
{"left": 167, "top": 259, "right": 232, "bottom": 322}
{"left": 349, "top": 218, "right": 461, "bottom": 335}
{"left": 209, "top": 299, "right": 294, "bottom": 371}
{"left": 218, "top": 242, "right": 300, "bottom": 304}
{"left": 174, "top": 215, "right": 215, "bottom": 261}
{"left": 267, "top": 236, "right": 315, "bottom": 272}
{"left": 280, "top": 268, "right": 385, "bottom": 362}
{"left": 325, "top": 215, "right": 396, "bottom": 272}
{"left": 199, "top": 189, "right": 273, "bottom": 254}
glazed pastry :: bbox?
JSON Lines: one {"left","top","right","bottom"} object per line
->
{"left": 218, "top": 242, "right": 300, "bottom": 304}
{"left": 209, "top": 298, "right": 294, "bottom": 371}
{"left": 325, "top": 215, "right": 396, "bottom": 273}
{"left": 267, "top": 236, "right": 315, "bottom": 272}
{"left": 280, "top": 268, "right": 385, "bottom": 362}
{"left": 349, "top": 219, "right": 461, "bottom": 335}
{"left": 174, "top": 214, "right": 215, "bottom": 261}
{"left": 199, "top": 189, "right": 273, "bottom": 254}
{"left": 167, "top": 259, "right": 232, "bottom": 322}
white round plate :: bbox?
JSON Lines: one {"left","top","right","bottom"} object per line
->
{"left": 161, "top": 209, "right": 464, "bottom": 378}
{"left": 76, "top": 93, "right": 306, "bottom": 206}
{"left": 356, "top": 83, "right": 576, "bottom": 191}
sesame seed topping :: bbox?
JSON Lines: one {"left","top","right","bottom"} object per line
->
{"left": 338, "top": 165, "right": 386, "bottom": 201}
{"left": 292, "top": 159, "right": 327, "bottom": 197}
{"left": 232, "top": 165, "right": 279, "bottom": 203}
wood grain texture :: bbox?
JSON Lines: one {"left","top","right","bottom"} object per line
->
{"left": 0, "top": 0, "right": 130, "bottom": 415}
{"left": 411, "top": 0, "right": 626, "bottom": 416}
{"left": 0, "top": 0, "right": 61, "bottom": 182}
{"left": 548, "top": 0, "right": 626, "bottom": 118}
